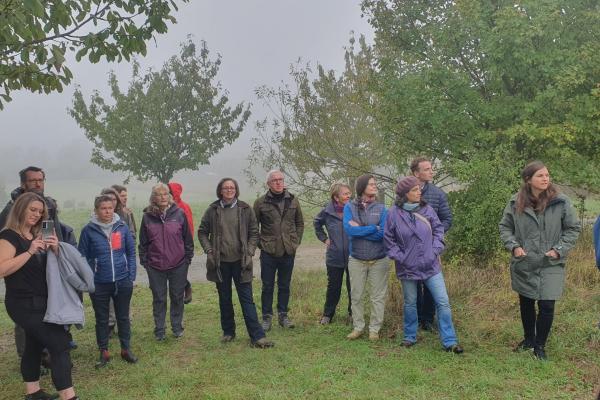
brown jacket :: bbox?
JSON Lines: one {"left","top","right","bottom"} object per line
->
{"left": 198, "top": 200, "right": 258, "bottom": 283}
{"left": 253, "top": 190, "right": 304, "bottom": 257}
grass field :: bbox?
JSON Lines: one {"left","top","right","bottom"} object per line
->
{"left": 1, "top": 229, "right": 599, "bottom": 399}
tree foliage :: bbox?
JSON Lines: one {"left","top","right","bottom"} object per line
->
{"left": 69, "top": 38, "right": 251, "bottom": 183}
{"left": 0, "top": 0, "right": 188, "bottom": 109}
{"left": 362, "top": 0, "right": 600, "bottom": 256}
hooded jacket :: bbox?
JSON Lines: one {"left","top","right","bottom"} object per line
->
{"left": 313, "top": 201, "right": 349, "bottom": 268}
{"left": 168, "top": 182, "right": 194, "bottom": 238}
{"left": 78, "top": 214, "right": 136, "bottom": 283}
{"left": 139, "top": 203, "right": 194, "bottom": 271}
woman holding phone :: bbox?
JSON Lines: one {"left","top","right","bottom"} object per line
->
{"left": 0, "top": 192, "right": 79, "bottom": 400}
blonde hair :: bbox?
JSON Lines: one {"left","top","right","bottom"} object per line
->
{"left": 3, "top": 192, "right": 48, "bottom": 237}
{"left": 146, "top": 183, "right": 173, "bottom": 214}
{"left": 329, "top": 182, "right": 351, "bottom": 201}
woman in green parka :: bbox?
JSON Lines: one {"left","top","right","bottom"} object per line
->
{"left": 499, "top": 161, "right": 580, "bottom": 360}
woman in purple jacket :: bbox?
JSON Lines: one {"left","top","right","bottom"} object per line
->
{"left": 139, "top": 184, "right": 194, "bottom": 341}
{"left": 384, "top": 176, "right": 463, "bottom": 353}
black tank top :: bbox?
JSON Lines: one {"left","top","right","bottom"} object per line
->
{"left": 0, "top": 229, "right": 48, "bottom": 298}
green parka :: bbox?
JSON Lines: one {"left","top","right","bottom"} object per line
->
{"left": 499, "top": 193, "right": 581, "bottom": 300}
{"left": 253, "top": 190, "right": 304, "bottom": 257}
{"left": 198, "top": 200, "right": 258, "bottom": 283}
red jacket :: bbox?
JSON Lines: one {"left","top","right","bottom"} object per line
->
{"left": 168, "top": 182, "right": 194, "bottom": 238}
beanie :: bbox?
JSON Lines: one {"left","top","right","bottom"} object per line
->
{"left": 395, "top": 176, "right": 420, "bottom": 198}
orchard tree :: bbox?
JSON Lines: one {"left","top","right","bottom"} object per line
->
{"left": 0, "top": 0, "right": 188, "bottom": 109}
{"left": 70, "top": 38, "right": 251, "bottom": 183}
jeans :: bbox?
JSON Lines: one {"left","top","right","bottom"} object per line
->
{"left": 519, "top": 294, "right": 555, "bottom": 347}
{"left": 5, "top": 295, "right": 73, "bottom": 391}
{"left": 348, "top": 257, "right": 390, "bottom": 333}
{"left": 216, "top": 261, "right": 265, "bottom": 342}
{"left": 90, "top": 279, "right": 133, "bottom": 350}
{"left": 146, "top": 263, "right": 189, "bottom": 338}
{"left": 417, "top": 281, "right": 435, "bottom": 326}
{"left": 260, "top": 252, "right": 295, "bottom": 315}
{"left": 323, "top": 265, "right": 352, "bottom": 319}
{"left": 401, "top": 272, "right": 458, "bottom": 347}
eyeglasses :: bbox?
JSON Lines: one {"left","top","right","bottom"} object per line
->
{"left": 26, "top": 179, "right": 45, "bottom": 184}
{"left": 269, "top": 178, "right": 284, "bottom": 183}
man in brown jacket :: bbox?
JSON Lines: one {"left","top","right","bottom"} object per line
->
{"left": 254, "top": 170, "right": 304, "bottom": 331}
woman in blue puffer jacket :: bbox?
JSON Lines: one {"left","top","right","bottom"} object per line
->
{"left": 79, "top": 194, "right": 137, "bottom": 368}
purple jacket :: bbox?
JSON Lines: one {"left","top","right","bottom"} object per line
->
{"left": 138, "top": 204, "right": 194, "bottom": 271}
{"left": 384, "top": 204, "right": 444, "bottom": 280}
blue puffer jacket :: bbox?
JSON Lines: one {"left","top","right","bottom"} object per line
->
{"left": 313, "top": 201, "right": 349, "bottom": 268}
{"left": 421, "top": 182, "right": 452, "bottom": 233}
{"left": 343, "top": 200, "right": 387, "bottom": 261}
{"left": 79, "top": 215, "right": 137, "bottom": 283}
{"left": 594, "top": 215, "right": 600, "bottom": 269}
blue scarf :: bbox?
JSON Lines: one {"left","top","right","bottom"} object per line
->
{"left": 402, "top": 202, "right": 419, "bottom": 212}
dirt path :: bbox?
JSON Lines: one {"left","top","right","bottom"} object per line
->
{"left": 0, "top": 244, "right": 327, "bottom": 299}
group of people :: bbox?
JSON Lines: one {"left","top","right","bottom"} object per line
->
{"left": 0, "top": 158, "right": 589, "bottom": 399}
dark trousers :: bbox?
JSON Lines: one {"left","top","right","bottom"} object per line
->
{"left": 216, "top": 260, "right": 265, "bottom": 342}
{"left": 90, "top": 279, "right": 133, "bottom": 350}
{"left": 260, "top": 252, "right": 295, "bottom": 315}
{"left": 519, "top": 294, "right": 555, "bottom": 347}
{"left": 417, "top": 281, "right": 435, "bottom": 325}
{"left": 5, "top": 296, "right": 73, "bottom": 391}
{"left": 323, "top": 265, "right": 352, "bottom": 319}
{"left": 146, "top": 263, "right": 189, "bottom": 337}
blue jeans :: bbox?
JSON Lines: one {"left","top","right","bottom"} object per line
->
{"left": 260, "top": 252, "right": 295, "bottom": 315}
{"left": 90, "top": 279, "right": 133, "bottom": 350}
{"left": 400, "top": 272, "right": 458, "bottom": 347}
{"left": 216, "top": 261, "right": 265, "bottom": 342}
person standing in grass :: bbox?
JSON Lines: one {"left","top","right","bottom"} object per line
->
{"left": 344, "top": 174, "right": 389, "bottom": 341}
{"left": 384, "top": 176, "right": 463, "bottom": 354}
{"left": 139, "top": 184, "right": 194, "bottom": 341}
{"left": 592, "top": 215, "right": 600, "bottom": 329}
{"left": 198, "top": 178, "right": 274, "bottom": 348}
{"left": 499, "top": 161, "right": 580, "bottom": 360}
{"left": 254, "top": 170, "right": 304, "bottom": 331}
{"left": 79, "top": 194, "right": 138, "bottom": 368}
{"left": 314, "top": 182, "right": 352, "bottom": 325}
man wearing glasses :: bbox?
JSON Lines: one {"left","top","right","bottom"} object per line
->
{"left": 254, "top": 170, "right": 304, "bottom": 331}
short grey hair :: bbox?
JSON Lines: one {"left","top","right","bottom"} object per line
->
{"left": 266, "top": 169, "right": 283, "bottom": 183}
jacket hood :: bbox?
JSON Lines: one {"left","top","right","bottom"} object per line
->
{"left": 91, "top": 213, "right": 121, "bottom": 228}
{"left": 10, "top": 187, "right": 24, "bottom": 201}
{"left": 168, "top": 182, "right": 183, "bottom": 203}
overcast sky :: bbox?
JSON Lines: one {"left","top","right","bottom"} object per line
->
{"left": 0, "top": 1, "right": 373, "bottom": 203}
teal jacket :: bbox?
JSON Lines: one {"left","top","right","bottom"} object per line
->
{"left": 499, "top": 193, "right": 580, "bottom": 300}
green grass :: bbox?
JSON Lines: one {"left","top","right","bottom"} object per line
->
{"left": 1, "top": 247, "right": 599, "bottom": 399}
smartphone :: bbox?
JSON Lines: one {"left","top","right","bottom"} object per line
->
{"left": 41, "top": 220, "right": 55, "bottom": 240}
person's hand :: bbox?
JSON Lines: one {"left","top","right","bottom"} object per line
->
{"left": 348, "top": 220, "right": 359, "bottom": 227}
{"left": 324, "top": 239, "right": 331, "bottom": 247}
{"left": 28, "top": 237, "right": 46, "bottom": 255}
{"left": 545, "top": 249, "right": 559, "bottom": 259}
{"left": 513, "top": 247, "right": 526, "bottom": 258}
{"left": 43, "top": 232, "right": 59, "bottom": 255}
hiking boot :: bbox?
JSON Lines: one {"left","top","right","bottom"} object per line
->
{"left": 120, "top": 349, "right": 138, "bottom": 364}
{"left": 369, "top": 332, "right": 380, "bottom": 341}
{"left": 95, "top": 349, "right": 110, "bottom": 369}
{"left": 220, "top": 334, "right": 236, "bottom": 343}
{"left": 514, "top": 339, "right": 535, "bottom": 352}
{"left": 320, "top": 316, "right": 331, "bottom": 325}
{"left": 155, "top": 334, "right": 166, "bottom": 342}
{"left": 346, "top": 330, "right": 363, "bottom": 340}
{"left": 401, "top": 340, "right": 416, "bottom": 348}
{"left": 173, "top": 331, "right": 184, "bottom": 339}
{"left": 251, "top": 337, "right": 275, "bottom": 348}
{"left": 443, "top": 344, "right": 464, "bottom": 354}
{"left": 278, "top": 312, "right": 295, "bottom": 329}
{"left": 533, "top": 345, "right": 547, "bottom": 361}
{"left": 24, "top": 389, "right": 59, "bottom": 400}
{"left": 262, "top": 314, "right": 273, "bottom": 332}
{"left": 184, "top": 285, "right": 193, "bottom": 305}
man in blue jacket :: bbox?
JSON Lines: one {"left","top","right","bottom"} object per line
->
{"left": 410, "top": 157, "right": 453, "bottom": 331}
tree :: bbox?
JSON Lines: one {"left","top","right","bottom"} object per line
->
{"left": 362, "top": 0, "right": 600, "bottom": 257}
{"left": 69, "top": 38, "right": 251, "bottom": 183}
{"left": 248, "top": 35, "right": 405, "bottom": 204}
{"left": 0, "top": 0, "right": 188, "bottom": 109}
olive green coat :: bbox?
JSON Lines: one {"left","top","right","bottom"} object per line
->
{"left": 253, "top": 190, "right": 304, "bottom": 257}
{"left": 499, "top": 193, "right": 581, "bottom": 300}
{"left": 198, "top": 200, "right": 258, "bottom": 283}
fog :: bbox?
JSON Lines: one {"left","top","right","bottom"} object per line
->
{"left": 0, "top": 1, "right": 373, "bottom": 207}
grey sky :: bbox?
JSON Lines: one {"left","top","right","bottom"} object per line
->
{"left": 0, "top": 1, "right": 373, "bottom": 203}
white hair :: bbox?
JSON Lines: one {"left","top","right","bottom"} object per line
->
{"left": 266, "top": 169, "right": 283, "bottom": 183}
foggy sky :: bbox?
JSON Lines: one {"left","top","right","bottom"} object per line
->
{"left": 0, "top": 1, "right": 373, "bottom": 204}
